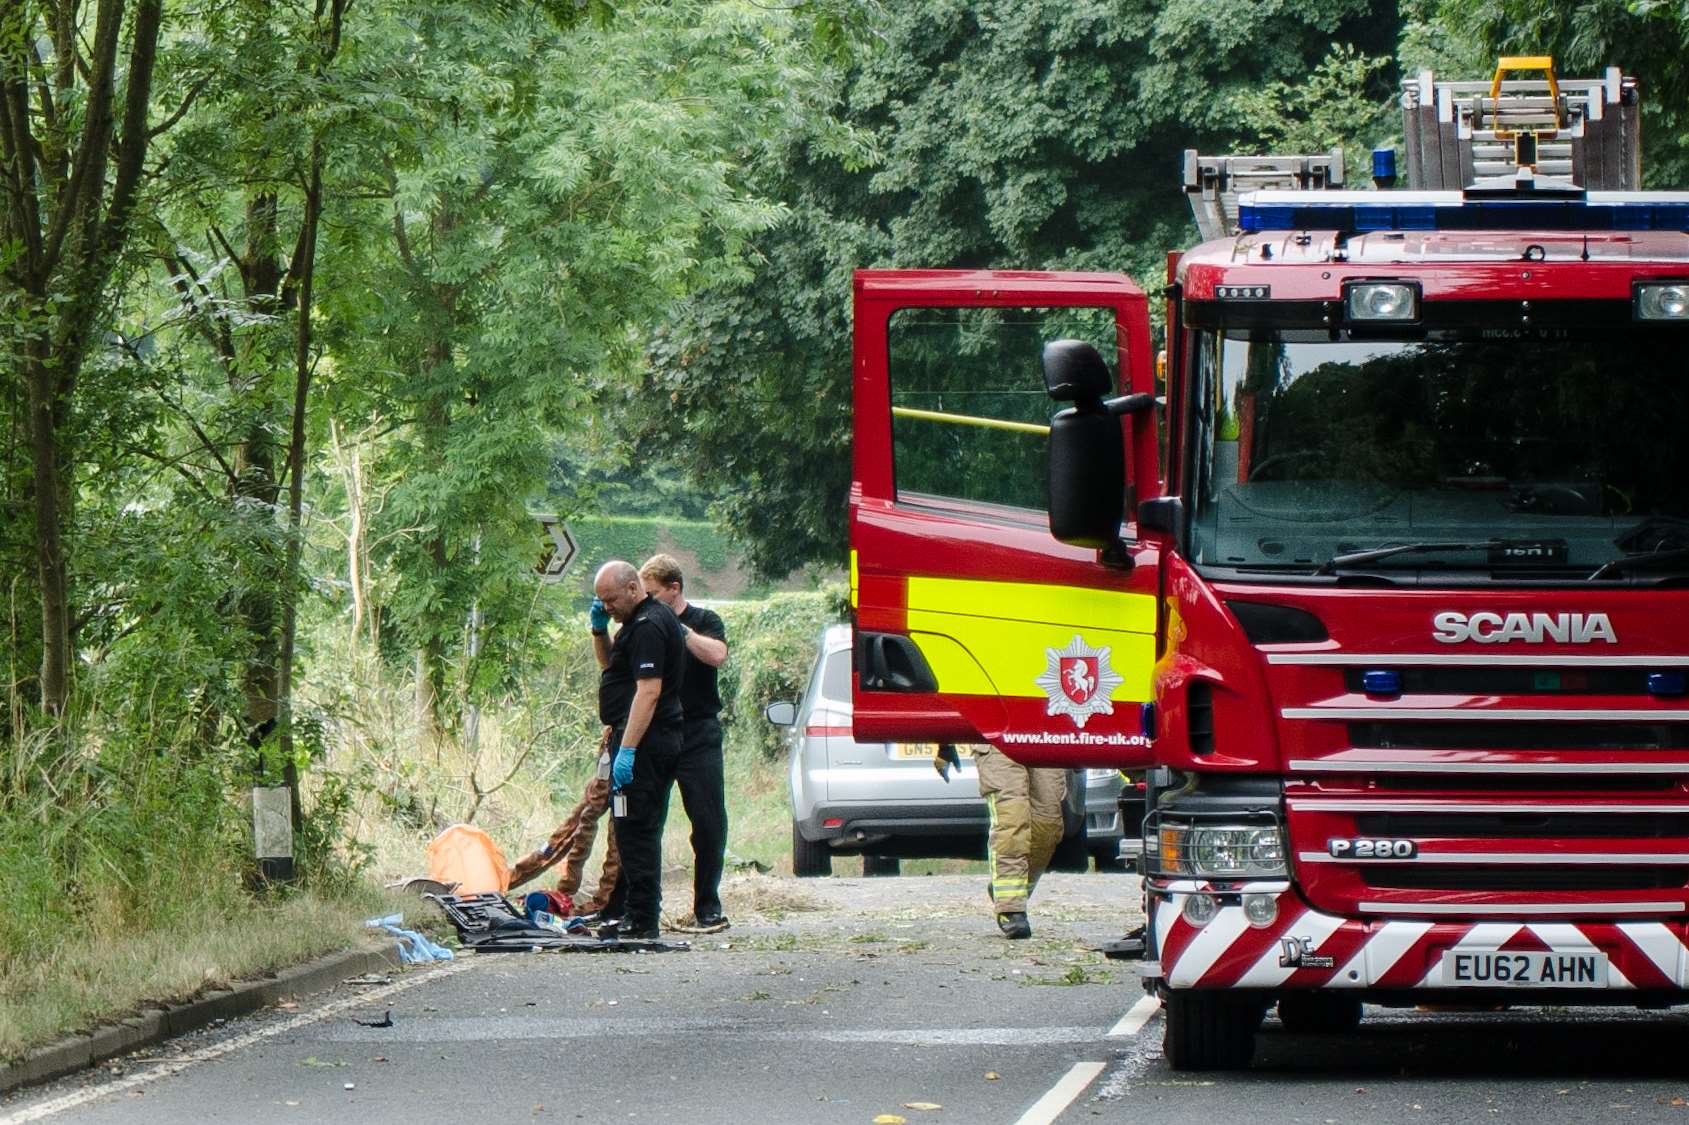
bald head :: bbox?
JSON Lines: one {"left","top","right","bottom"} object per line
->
{"left": 593, "top": 560, "right": 644, "bottom": 624}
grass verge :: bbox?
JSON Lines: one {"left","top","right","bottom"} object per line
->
{"left": 0, "top": 887, "right": 397, "bottom": 1062}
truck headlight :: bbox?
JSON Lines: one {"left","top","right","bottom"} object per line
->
{"left": 1344, "top": 281, "right": 1419, "bottom": 322}
{"left": 1158, "top": 822, "right": 1286, "bottom": 878}
{"left": 1636, "top": 282, "right": 1689, "bottom": 321}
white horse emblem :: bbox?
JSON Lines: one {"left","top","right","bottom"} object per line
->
{"left": 1035, "top": 636, "right": 1124, "bottom": 728}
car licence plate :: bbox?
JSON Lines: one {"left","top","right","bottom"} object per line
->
{"left": 1440, "top": 950, "right": 1608, "bottom": 988}
{"left": 890, "top": 742, "right": 977, "bottom": 760}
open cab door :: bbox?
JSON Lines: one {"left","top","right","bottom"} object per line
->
{"left": 850, "top": 270, "right": 1161, "bottom": 769}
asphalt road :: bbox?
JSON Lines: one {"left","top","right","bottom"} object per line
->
{"left": 6, "top": 873, "right": 1689, "bottom": 1125}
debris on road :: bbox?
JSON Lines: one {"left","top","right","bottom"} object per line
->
{"left": 425, "top": 892, "right": 690, "bottom": 954}
{"left": 365, "top": 912, "right": 455, "bottom": 964}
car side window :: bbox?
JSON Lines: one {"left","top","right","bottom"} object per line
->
{"left": 820, "top": 648, "right": 850, "bottom": 703}
{"left": 886, "top": 305, "right": 1120, "bottom": 511}
{"left": 797, "top": 647, "right": 828, "bottom": 719}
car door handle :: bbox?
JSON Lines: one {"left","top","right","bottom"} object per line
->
{"left": 857, "top": 632, "right": 939, "bottom": 693}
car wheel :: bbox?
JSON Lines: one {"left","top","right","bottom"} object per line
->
{"left": 791, "top": 820, "right": 831, "bottom": 878}
{"left": 862, "top": 854, "right": 900, "bottom": 877}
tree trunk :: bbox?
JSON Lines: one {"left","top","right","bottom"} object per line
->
{"left": 0, "top": 0, "right": 165, "bottom": 718}
{"left": 24, "top": 341, "right": 69, "bottom": 715}
{"left": 277, "top": 150, "right": 322, "bottom": 786}
{"left": 235, "top": 190, "right": 284, "bottom": 756}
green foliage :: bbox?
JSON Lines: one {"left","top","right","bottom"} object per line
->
{"left": 307, "top": 0, "right": 814, "bottom": 719}
{"left": 717, "top": 586, "right": 849, "bottom": 761}
{"left": 1229, "top": 44, "right": 1398, "bottom": 169}
{"left": 571, "top": 516, "right": 731, "bottom": 590}
{"left": 0, "top": 703, "right": 246, "bottom": 967}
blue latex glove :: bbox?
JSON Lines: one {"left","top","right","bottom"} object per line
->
{"left": 612, "top": 744, "right": 637, "bottom": 788}
{"left": 589, "top": 596, "right": 610, "bottom": 632}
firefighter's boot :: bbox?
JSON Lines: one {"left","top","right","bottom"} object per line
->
{"left": 996, "top": 912, "right": 1032, "bottom": 940}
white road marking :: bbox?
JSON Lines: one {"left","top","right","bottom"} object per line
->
{"left": 317, "top": 1018, "right": 1108, "bottom": 1046}
{"left": 0, "top": 959, "right": 478, "bottom": 1124}
{"left": 1106, "top": 994, "right": 1160, "bottom": 1037}
{"left": 1012, "top": 1060, "right": 1107, "bottom": 1125}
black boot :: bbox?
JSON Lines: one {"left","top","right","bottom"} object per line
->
{"left": 996, "top": 912, "right": 1032, "bottom": 940}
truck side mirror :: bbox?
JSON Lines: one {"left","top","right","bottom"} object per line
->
{"left": 1043, "top": 339, "right": 1114, "bottom": 402}
{"left": 1043, "top": 340, "right": 1150, "bottom": 553}
{"left": 1049, "top": 399, "right": 1126, "bottom": 549}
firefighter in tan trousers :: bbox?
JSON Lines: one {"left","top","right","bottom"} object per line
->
{"left": 974, "top": 744, "right": 1066, "bottom": 940}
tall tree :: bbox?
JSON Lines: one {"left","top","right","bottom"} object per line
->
{"left": 0, "top": 0, "right": 166, "bottom": 715}
{"left": 316, "top": 0, "right": 804, "bottom": 735}
{"left": 143, "top": 0, "right": 352, "bottom": 767}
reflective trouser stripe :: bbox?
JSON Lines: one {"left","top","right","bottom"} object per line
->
{"left": 986, "top": 794, "right": 1028, "bottom": 903}
{"left": 977, "top": 746, "right": 1066, "bottom": 914}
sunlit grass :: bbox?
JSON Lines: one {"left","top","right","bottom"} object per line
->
{"left": 0, "top": 888, "right": 394, "bottom": 1062}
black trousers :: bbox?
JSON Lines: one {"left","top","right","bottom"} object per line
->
{"left": 606, "top": 722, "right": 682, "bottom": 932}
{"left": 675, "top": 716, "right": 728, "bottom": 918}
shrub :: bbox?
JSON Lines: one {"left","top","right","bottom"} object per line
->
{"left": 717, "top": 586, "right": 846, "bottom": 760}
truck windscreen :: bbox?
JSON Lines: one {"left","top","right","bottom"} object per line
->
{"left": 1186, "top": 327, "right": 1689, "bottom": 582}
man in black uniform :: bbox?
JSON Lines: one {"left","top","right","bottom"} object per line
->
{"left": 640, "top": 553, "right": 730, "bottom": 931}
{"left": 590, "top": 559, "right": 686, "bottom": 940}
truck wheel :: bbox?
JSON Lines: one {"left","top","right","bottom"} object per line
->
{"left": 1163, "top": 990, "right": 1258, "bottom": 1070}
{"left": 1275, "top": 992, "right": 1363, "bottom": 1035}
{"left": 791, "top": 821, "right": 831, "bottom": 878}
{"left": 862, "top": 854, "right": 900, "bottom": 877}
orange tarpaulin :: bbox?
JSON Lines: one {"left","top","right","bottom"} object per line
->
{"left": 426, "top": 824, "right": 510, "bottom": 895}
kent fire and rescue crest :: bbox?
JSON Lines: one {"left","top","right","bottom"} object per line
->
{"left": 1035, "top": 635, "right": 1124, "bottom": 728}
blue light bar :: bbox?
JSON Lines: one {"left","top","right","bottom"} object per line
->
{"left": 1238, "top": 189, "right": 1689, "bottom": 235}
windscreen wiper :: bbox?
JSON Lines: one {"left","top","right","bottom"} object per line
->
{"left": 1313, "top": 540, "right": 1505, "bottom": 577}
{"left": 1617, "top": 516, "right": 1689, "bottom": 554}
{"left": 1588, "top": 546, "right": 1689, "bottom": 581}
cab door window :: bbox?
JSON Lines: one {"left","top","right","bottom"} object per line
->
{"left": 887, "top": 306, "right": 1118, "bottom": 511}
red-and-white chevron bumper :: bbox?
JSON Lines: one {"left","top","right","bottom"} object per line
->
{"left": 1153, "top": 883, "right": 1689, "bottom": 991}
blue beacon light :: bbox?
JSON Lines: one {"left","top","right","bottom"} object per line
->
{"left": 1362, "top": 669, "right": 1402, "bottom": 696}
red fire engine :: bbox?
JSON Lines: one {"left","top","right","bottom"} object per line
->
{"left": 849, "top": 59, "right": 1689, "bottom": 1067}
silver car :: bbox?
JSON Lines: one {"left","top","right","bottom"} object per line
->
{"left": 766, "top": 624, "right": 1125, "bottom": 876}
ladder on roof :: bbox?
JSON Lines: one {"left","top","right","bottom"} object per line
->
{"left": 1182, "top": 149, "right": 1344, "bottom": 242}
{"left": 1402, "top": 57, "right": 1640, "bottom": 190}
